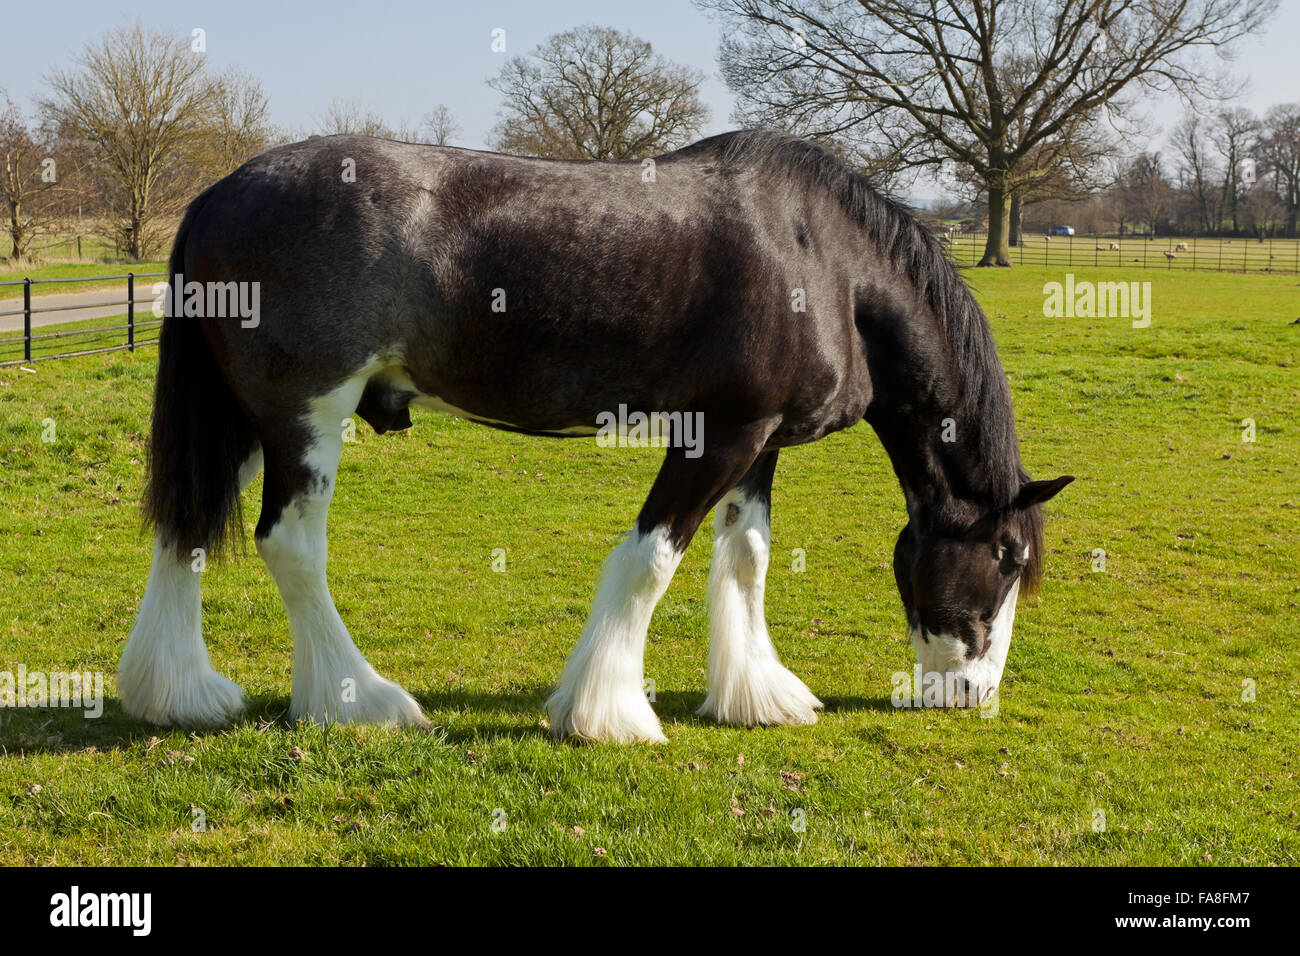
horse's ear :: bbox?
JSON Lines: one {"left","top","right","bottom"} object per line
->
{"left": 1014, "top": 475, "right": 1074, "bottom": 510}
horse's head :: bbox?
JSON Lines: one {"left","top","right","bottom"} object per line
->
{"left": 893, "top": 475, "right": 1073, "bottom": 707}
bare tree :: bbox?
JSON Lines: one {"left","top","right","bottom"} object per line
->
{"left": 318, "top": 99, "right": 395, "bottom": 137}
{"left": 1171, "top": 114, "right": 1221, "bottom": 233}
{"left": 41, "top": 24, "right": 217, "bottom": 260}
{"left": 201, "top": 69, "right": 274, "bottom": 176}
{"left": 0, "top": 91, "right": 60, "bottom": 259}
{"left": 1211, "top": 107, "right": 1258, "bottom": 233}
{"left": 1258, "top": 103, "right": 1300, "bottom": 237}
{"left": 1122, "top": 152, "right": 1172, "bottom": 236}
{"left": 489, "top": 26, "right": 710, "bottom": 160}
{"left": 422, "top": 104, "right": 460, "bottom": 146}
{"left": 700, "top": 0, "right": 1278, "bottom": 266}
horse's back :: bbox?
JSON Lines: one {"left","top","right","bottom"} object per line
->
{"left": 182, "top": 135, "right": 868, "bottom": 440}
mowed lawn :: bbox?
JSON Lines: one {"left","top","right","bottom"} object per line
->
{"left": 0, "top": 266, "right": 1296, "bottom": 865}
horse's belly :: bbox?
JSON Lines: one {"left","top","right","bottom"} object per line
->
{"left": 367, "top": 363, "right": 614, "bottom": 436}
{"left": 412, "top": 393, "right": 597, "bottom": 435}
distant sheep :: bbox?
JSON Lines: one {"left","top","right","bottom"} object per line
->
{"left": 1109, "top": 242, "right": 1121, "bottom": 251}
{"left": 1176, "top": 241, "right": 1189, "bottom": 252}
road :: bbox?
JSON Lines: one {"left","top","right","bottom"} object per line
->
{"left": 0, "top": 285, "right": 158, "bottom": 333}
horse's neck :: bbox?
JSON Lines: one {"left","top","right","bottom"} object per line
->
{"left": 866, "top": 357, "right": 1018, "bottom": 528}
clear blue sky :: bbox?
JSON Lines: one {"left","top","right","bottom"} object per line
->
{"left": 4, "top": 0, "right": 1299, "bottom": 199}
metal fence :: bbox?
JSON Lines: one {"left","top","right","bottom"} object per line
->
{"left": 943, "top": 230, "right": 1300, "bottom": 274}
{"left": 0, "top": 272, "right": 166, "bottom": 367}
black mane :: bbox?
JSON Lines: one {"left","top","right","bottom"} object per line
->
{"left": 676, "top": 130, "right": 1041, "bottom": 585}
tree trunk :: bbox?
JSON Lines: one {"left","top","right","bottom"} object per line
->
{"left": 128, "top": 213, "right": 143, "bottom": 261}
{"left": 978, "top": 182, "right": 1013, "bottom": 267}
{"left": 1009, "top": 192, "right": 1023, "bottom": 247}
{"left": 8, "top": 199, "right": 21, "bottom": 260}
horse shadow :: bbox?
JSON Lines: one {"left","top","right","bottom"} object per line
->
{"left": 0, "top": 685, "right": 898, "bottom": 755}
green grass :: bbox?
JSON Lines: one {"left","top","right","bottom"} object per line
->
{"left": 0, "top": 266, "right": 1296, "bottom": 865}
{"left": 0, "top": 312, "right": 157, "bottom": 365}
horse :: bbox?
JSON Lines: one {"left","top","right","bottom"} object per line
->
{"left": 118, "top": 130, "right": 1072, "bottom": 743}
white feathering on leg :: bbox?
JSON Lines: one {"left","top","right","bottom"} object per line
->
{"left": 698, "top": 489, "right": 822, "bottom": 727}
{"left": 119, "top": 540, "right": 246, "bottom": 726}
{"left": 547, "top": 527, "right": 682, "bottom": 743}
{"left": 118, "top": 446, "right": 262, "bottom": 726}
{"left": 258, "top": 378, "right": 426, "bottom": 727}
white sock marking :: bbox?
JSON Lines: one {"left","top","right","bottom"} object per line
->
{"left": 698, "top": 489, "right": 822, "bottom": 726}
{"left": 547, "top": 526, "right": 682, "bottom": 743}
{"left": 118, "top": 443, "right": 263, "bottom": 727}
{"left": 257, "top": 376, "right": 426, "bottom": 726}
{"left": 119, "top": 445, "right": 265, "bottom": 726}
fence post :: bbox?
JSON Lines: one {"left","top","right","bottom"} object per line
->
{"left": 23, "top": 278, "right": 31, "bottom": 362}
{"left": 127, "top": 272, "right": 135, "bottom": 352}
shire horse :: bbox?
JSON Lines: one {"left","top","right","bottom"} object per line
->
{"left": 119, "top": 130, "right": 1072, "bottom": 742}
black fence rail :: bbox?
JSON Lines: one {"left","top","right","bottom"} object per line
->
{"left": 943, "top": 230, "right": 1300, "bottom": 274}
{"left": 0, "top": 272, "right": 167, "bottom": 368}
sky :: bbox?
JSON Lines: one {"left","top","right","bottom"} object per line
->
{"left": 4, "top": 0, "right": 1300, "bottom": 199}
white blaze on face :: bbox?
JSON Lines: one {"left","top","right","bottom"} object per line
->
{"left": 910, "top": 579, "right": 1020, "bottom": 708}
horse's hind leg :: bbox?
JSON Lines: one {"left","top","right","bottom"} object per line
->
{"left": 119, "top": 446, "right": 263, "bottom": 726}
{"left": 698, "top": 450, "right": 822, "bottom": 727}
{"left": 254, "top": 376, "right": 426, "bottom": 727}
{"left": 547, "top": 420, "right": 775, "bottom": 743}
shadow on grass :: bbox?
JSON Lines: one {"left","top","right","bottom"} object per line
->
{"left": 0, "top": 686, "right": 551, "bottom": 754}
{"left": 0, "top": 685, "right": 900, "bottom": 755}
{"left": 1, "top": 704, "right": 173, "bottom": 755}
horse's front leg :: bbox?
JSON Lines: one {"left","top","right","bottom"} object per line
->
{"left": 697, "top": 450, "right": 822, "bottom": 727}
{"left": 547, "top": 420, "right": 776, "bottom": 743}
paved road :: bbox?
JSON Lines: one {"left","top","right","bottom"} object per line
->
{"left": 0, "top": 286, "right": 157, "bottom": 333}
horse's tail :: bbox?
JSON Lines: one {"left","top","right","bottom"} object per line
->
{"left": 143, "top": 188, "right": 258, "bottom": 558}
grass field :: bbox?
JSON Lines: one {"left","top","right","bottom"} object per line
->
{"left": 0, "top": 265, "right": 1296, "bottom": 865}
{"left": 0, "top": 312, "right": 157, "bottom": 366}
